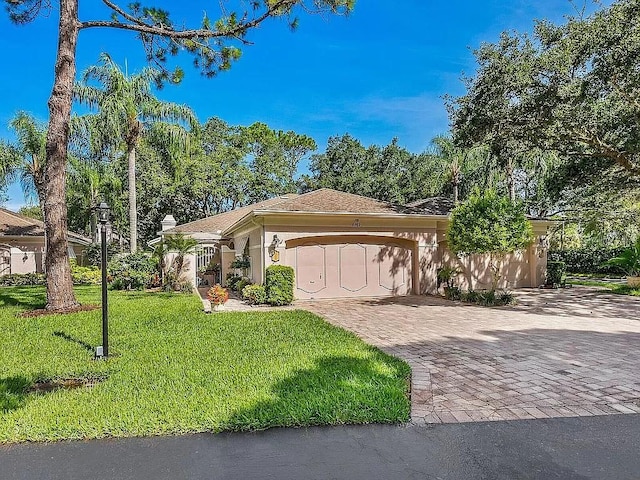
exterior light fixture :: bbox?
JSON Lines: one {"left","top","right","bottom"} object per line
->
{"left": 97, "top": 202, "right": 110, "bottom": 358}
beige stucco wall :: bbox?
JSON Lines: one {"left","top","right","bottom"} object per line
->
{"left": 214, "top": 213, "right": 550, "bottom": 295}
{"left": 436, "top": 231, "right": 549, "bottom": 291}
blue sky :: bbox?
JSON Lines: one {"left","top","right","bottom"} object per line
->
{"left": 0, "top": 0, "right": 587, "bottom": 210}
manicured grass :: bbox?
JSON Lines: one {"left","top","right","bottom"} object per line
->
{"left": 0, "top": 286, "right": 410, "bottom": 443}
{"left": 569, "top": 279, "right": 640, "bottom": 296}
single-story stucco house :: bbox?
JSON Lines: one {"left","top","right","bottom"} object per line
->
{"left": 156, "top": 189, "right": 551, "bottom": 299}
{"left": 0, "top": 208, "right": 91, "bottom": 276}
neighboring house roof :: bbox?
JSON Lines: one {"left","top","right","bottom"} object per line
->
{"left": 405, "top": 197, "right": 455, "bottom": 216}
{"left": 0, "top": 208, "right": 91, "bottom": 245}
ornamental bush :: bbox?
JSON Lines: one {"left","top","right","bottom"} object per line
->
{"left": 447, "top": 189, "right": 533, "bottom": 291}
{"left": 0, "top": 273, "right": 46, "bottom": 287}
{"left": 546, "top": 261, "right": 566, "bottom": 286}
{"left": 108, "top": 252, "right": 157, "bottom": 290}
{"left": 242, "top": 284, "right": 267, "bottom": 305}
{"left": 265, "top": 265, "right": 294, "bottom": 306}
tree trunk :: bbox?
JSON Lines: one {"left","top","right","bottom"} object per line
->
{"left": 127, "top": 145, "right": 137, "bottom": 252}
{"left": 43, "top": 0, "right": 80, "bottom": 310}
{"left": 453, "top": 182, "right": 459, "bottom": 203}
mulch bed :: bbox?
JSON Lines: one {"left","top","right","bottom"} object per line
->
{"left": 19, "top": 304, "right": 100, "bottom": 318}
{"left": 27, "top": 376, "right": 106, "bottom": 394}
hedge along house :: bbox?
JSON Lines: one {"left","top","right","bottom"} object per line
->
{"left": 0, "top": 208, "right": 91, "bottom": 276}
{"left": 155, "top": 189, "right": 552, "bottom": 299}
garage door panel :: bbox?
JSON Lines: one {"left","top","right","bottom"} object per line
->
{"left": 339, "top": 244, "right": 368, "bottom": 292}
{"left": 378, "top": 245, "right": 408, "bottom": 292}
{"left": 296, "top": 244, "right": 327, "bottom": 294}
{"left": 290, "top": 239, "right": 412, "bottom": 299}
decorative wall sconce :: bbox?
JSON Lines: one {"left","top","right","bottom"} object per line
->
{"left": 269, "top": 235, "right": 283, "bottom": 262}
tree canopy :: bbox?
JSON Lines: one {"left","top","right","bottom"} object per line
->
{"left": 449, "top": 0, "right": 640, "bottom": 183}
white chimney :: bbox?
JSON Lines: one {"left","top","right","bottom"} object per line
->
{"left": 161, "top": 214, "right": 177, "bottom": 232}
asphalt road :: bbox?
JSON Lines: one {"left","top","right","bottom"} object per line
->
{"left": 1, "top": 415, "right": 639, "bottom": 480}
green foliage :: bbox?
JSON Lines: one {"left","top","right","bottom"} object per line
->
{"left": 549, "top": 248, "right": 627, "bottom": 275}
{"left": 265, "top": 265, "right": 295, "bottom": 306}
{"left": 0, "top": 112, "right": 47, "bottom": 206}
{"left": 443, "top": 286, "right": 461, "bottom": 301}
{"left": 449, "top": 0, "right": 640, "bottom": 191}
{"left": 546, "top": 261, "right": 566, "bottom": 287}
{"left": 0, "top": 273, "right": 46, "bottom": 287}
{"left": 242, "top": 284, "right": 267, "bottom": 305}
{"left": 606, "top": 238, "right": 640, "bottom": 277}
{"left": 107, "top": 252, "right": 156, "bottom": 290}
{"left": 447, "top": 190, "right": 534, "bottom": 257}
{"left": 230, "top": 257, "right": 251, "bottom": 270}
{"left": 70, "top": 262, "right": 101, "bottom": 285}
{"left": 83, "top": 242, "right": 122, "bottom": 267}
{"left": 17, "top": 205, "right": 42, "bottom": 220}
{"left": 225, "top": 273, "right": 243, "bottom": 290}
{"left": 234, "top": 278, "right": 251, "bottom": 293}
{"left": 437, "top": 266, "right": 461, "bottom": 289}
{"left": 0, "top": 285, "right": 408, "bottom": 443}
{"left": 457, "top": 289, "right": 515, "bottom": 306}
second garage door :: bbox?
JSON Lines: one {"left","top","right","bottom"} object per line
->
{"left": 290, "top": 239, "right": 413, "bottom": 299}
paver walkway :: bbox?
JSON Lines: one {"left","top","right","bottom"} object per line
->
{"left": 298, "top": 287, "right": 640, "bottom": 424}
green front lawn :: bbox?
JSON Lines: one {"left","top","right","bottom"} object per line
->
{"left": 0, "top": 286, "right": 410, "bottom": 443}
{"left": 569, "top": 279, "right": 640, "bottom": 296}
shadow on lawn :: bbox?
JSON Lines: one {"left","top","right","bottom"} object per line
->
{"left": 53, "top": 331, "right": 94, "bottom": 353}
{"left": 226, "top": 355, "right": 410, "bottom": 431}
{"left": 0, "top": 376, "right": 31, "bottom": 413}
{"left": 0, "top": 287, "right": 46, "bottom": 310}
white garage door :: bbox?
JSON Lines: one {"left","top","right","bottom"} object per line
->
{"left": 290, "top": 239, "right": 413, "bottom": 299}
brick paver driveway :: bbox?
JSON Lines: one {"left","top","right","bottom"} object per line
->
{"left": 298, "top": 287, "right": 640, "bottom": 424}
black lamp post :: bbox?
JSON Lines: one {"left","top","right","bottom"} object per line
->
{"left": 98, "top": 202, "right": 110, "bottom": 358}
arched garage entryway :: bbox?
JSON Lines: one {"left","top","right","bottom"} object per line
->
{"left": 285, "top": 236, "right": 415, "bottom": 300}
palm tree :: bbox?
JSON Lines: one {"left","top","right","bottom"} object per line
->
{"left": 429, "top": 136, "right": 492, "bottom": 203}
{"left": 153, "top": 233, "right": 199, "bottom": 289}
{"left": 66, "top": 157, "right": 124, "bottom": 242}
{"left": 0, "top": 112, "right": 47, "bottom": 214}
{"left": 74, "top": 53, "right": 196, "bottom": 252}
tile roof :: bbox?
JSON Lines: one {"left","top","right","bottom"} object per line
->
{"left": 0, "top": 208, "right": 91, "bottom": 244}
{"left": 255, "top": 188, "right": 407, "bottom": 215}
{"left": 166, "top": 195, "right": 300, "bottom": 234}
{"left": 165, "top": 189, "right": 455, "bottom": 237}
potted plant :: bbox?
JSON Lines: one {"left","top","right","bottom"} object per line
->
{"left": 207, "top": 284, "right": 229, "bottom": 311}
{"left": 606, "top": 238, "right": 640, "bottom": 287}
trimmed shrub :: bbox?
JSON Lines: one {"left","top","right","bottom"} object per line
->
{"left": 108, "top": 252, "right": 156, "bottom": 290}
{"left": 70, "top": 260, "right": 101, "bottom": 285}
{"left": 0, "top": 273, "right": 46, "bottom": 287}
{"left": 242, "top": 284, "right": 267, "bottom": 305}
{"left": 546, "top": 261, "right": 566, "bottom": 286}
{"left": 265, "top": 265, "right": 294, "bottom": 306}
